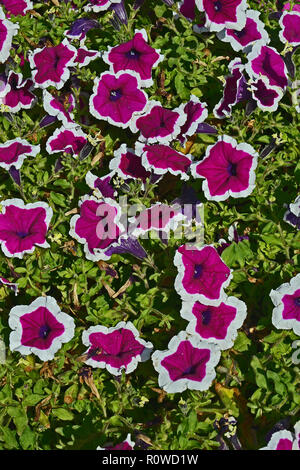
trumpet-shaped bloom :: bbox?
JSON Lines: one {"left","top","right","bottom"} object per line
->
{"left": 152, "top": 331, "right": 221, "bottom": 393}
{"left": 28, "top": 39, "right": 77, "bottom": 89}
{"left": 109, "top": 144, "right": 151, "bottom": 183}
{"left": 0, "top": 6, "right": 19, "bottom": 63}
{"left": 46, "top": 127, "right": 87, "bottom": 157}
{"left": 69, "top": 195, "right": 124, "bottom": 261}
{"left": 270, "top": 274, "right": 300, "bottom": 336}
{"left": 0, "top": 138, "right": 39, "bottom": 170}
{"left": 102, "top": 29, "right": 164, "bottom": 87}
{"left": 89, "top": 71, "right": 148, "bottom": 128}
{"left": 0, "top": 0, "right": 32, "bottom": 16}
{"left": 174, "top": 244, "right": 232, "bottom": 305}
{"left": 250, "top": 76, "right": 283, "bottom": 112}
{"left": 181, "top": 296, "right": 247, "bottom": 349}
{"left": 0, "top": 199, "right": 52, "bottom": 258}
{"left": 283, "top": 195, "right": 300, "bottom": 230}
{"left": 8, "top": 296, "right": 75, "bottom": 361}
{"left": 42, "top": 90, "right": 76, "bottom": 128}
{"left": 191, "top": 135, "right": 258, "bottom": 201}
{"left": 0, "top": 71, "right": 36, "bottom": 113}
{"left": 279, "top": 11, "right": 300, "bottom": 46}
{"left": 82, "top": 321, "right": 153, "bottom": 375}
{"left": 195, "top": 0, "right": 248, "bottom": 32}
{"left": 246, "top": 44, "right": 289, "bottom": 90}
{"left": 177, "top": 95, "right": 208, "bottom": 145}
{"left": 85, "top": 171, "right": 117, "bottom": 199}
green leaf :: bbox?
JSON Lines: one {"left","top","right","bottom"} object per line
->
{"left": 221, "top": 240, "right": 253, "bottom": 267}
{"left": 52, "top": 408, "right": 74, "bottom": 421}
{"left": 19, "top": 427, "right": 36, "bottom": 450}
{"left": 23, "top": 394, "right": 44, "bottom": 406}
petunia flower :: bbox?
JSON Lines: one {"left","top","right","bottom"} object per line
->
{"left": 0, "top": 199, "right": 52, "bottom": 258}
{"left": 260, "top": 420, "right": 300, "bottom": 450}
{"left": 246, "top": 44, "right": 289, "bottom": 90}
{"left": 81, "top": 321, "right": 153, "bottom": 375}
{"left": 74, "top": 46, "right": 100, "bottom": 68}
{"left": 152, "top": 330, "right": 221, "bottom": 393}
{"left": 97, "top": 434, "right": 135, "bottom": 450}
{"left": 181, "top": 295, "right": 247, "bottom": 350}
{"left": 279, "top": 11, "right": 300, "bottom": 46}
{"left": 0, "top": 276, "right": 18, "bottom": 295}
{"left": 177, "top": 95, "right": 208, "bottom": 145}
{"left": 250, "top": 76, "right": 283, "bottom": 112}
{"left": 270, "top": 274, "right": 300, "bottom": 336}
{"left": 28, "top": 38, "right": 77, "bottom": 90}
{"left": 174, "top": 244, "right": 232, "bottom": 305}
{"left": 104, "top": 235, "right": 147, "bottom": 259}
{"left": 8, "top": 296, "right": 75, "bottom": 361}
{"left": 0, "top": 6, "right": 19, "bottom": 63}
{"left": 64, "top": 17, "right": 101, "bottom": 44}
{"left": 102, "top": 29, "right": 164, "bottom": 88}
{"left": 89, "top": 71, "right": 148, "bottom": 129}
{"left": 135, "top": 141, "right": 192, "bottom": 181}
{"left": 217, "top": 9, "right": 269, "bottom": 52}
{"left": 42, "top": 90, "right": 76, "bottom": 128}
{"left": 283, "top": 195, "right": 300, "bottom": 230}
{"left": 195, "top": 0, "right": 248, "bottom": 32}
{"left": 129, "top": 202, "right": 186, "bottom": 239}
{"left": 0, "top": 71, "right": 36, "bottom": 113}
{"left": 46, "top": 126, "right": 87, "bottom": 158}
{"left": 191, "top": 135, "right": 258, "bottom": 201}
{"left": 109, "top": 0, "right": 128, "bottom": 27}
{"left": 109, "top": 144, "right": 151, "bottom": 184}
{"left": 178, "top": 0, "right": 196, "bottom": 21}
{"left": 130, "top": 100, "right": 187, "bottom": 144}
{"left": 213, "top": 59, "right": 250, "bottom": 119}
{"left": 0, "top": 0, "right": 32, "bottom": 17}
{"left": 69, "top": 195, "right": 124, "bottom": 261}
{"left": 0, "top": 138, "right": 40, "bottom": 171}
{"left": 85, "top": 170, "right": 117, "bottom": 199}
{"left": 84, "top": 0, "right": 122, "bottom": 12}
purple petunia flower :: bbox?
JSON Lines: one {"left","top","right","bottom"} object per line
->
{"left": 191, "top": 135, "right": 258, "bottom": 201}
{"left": 102, "top": 29, "right": 164, "bottom": 88}
{"left": 152, "top": 331, "right": 221, "bottom": 393}
{"left": 270, "top": 274, "right": 300, "bottom": 336}
{"left": 0, "top": 138, "right": 39, "bottom": 171}
{"left": 81, "top": 321, "right": 153, "bottom": 375}
{"left": 8, "top": 296, "right": 75, "bottom": 361}
{"left": 217, "top": 9, "right": 269, "bottom": 52}
{"left": 28, "top": 38, "right": 77, "bottom": 90}
{"left": 104, "top": 235, "right": 147, "bottom": 259}
{"left": 0, "top": 7, "right": 19, "bottom": 63}
{"left": 89, "top": 71, "right": 148, "bottom": 129}
{"left": 177, "top": 95, "right": 208, "bottom": 145}
{"left": 129, "top": 202, "right": 185, "bottom": 238}
{"left": 130, "top": 100, "right": 187, "bottom": 144}
{"left": 181, "top": 295, "right": 247, "bottom": 350}
{"left": 109, "top": 144, "right": 151, "bottom": 184}
{"left": 0, "top": 199, "right": 52, "bottom": 258}
{"left": 74, "top": 46, "right": 100, "bottom": 68}
{"left": 97, "top": 434, "right": 135, "bottom": 450}
{"left": 85, "top": 171, "right": 117, "bottom": 199}
{"left": 250, "top": 76, "right": 283, "bottom": 112}
{"left": 0, "top": 0, "right": 32, "bottom": 17}
{"left": 260, "top": 420, "right": 300, "bottom": 450}
{"left": 0, "top": 71, "right": 36, "bottom": 113}
{"left": 283, "top": 195, "right": 300, "bottom": 230}
{"left": 213, "top": 59, "right": 250, "bottom": 119}
{"left": 195, "top": 0, "right": 247, "bottom": 32}
{"left": 43, "top": 90, "right": 76, "bottom": 128}
{"left": 0, "top": 276, "right": 18, "bottom": 295}
{"left": 64, "top": 17, "right": 101, "bottom": 44}
{"left": 279, "top": 11, "right": 300, "bottom": 46}
{"left": 174, "top": 244, "right": 232, "bottom": 305}
{"left": 135, "top": 141, "right": 192, "bottom": 181}
{"left": 246, "top": 44, "right": 289, "bottom": 90}
{"left": 69, "top": 195, "right": 124, "bottom": 261}
{"left": 178, "top": 0, "right": 196, "bottom": 21}
{"left": 46, "top": 126, "right": 87, "bottom": 157}
{"left": 84, "top": 0, "right": 122, "bottom": 12}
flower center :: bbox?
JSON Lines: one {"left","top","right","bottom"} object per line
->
{"left": 294, "top": 297, "right": 300, "bottom": 307}
{"left": 126, "top": 48, "right": 140, "bottom": 59}
{"left": 234, "top": 28, "right": 246, "bottom": 38}
{"left": 194, "top": 264, "right": 203, "bottom": 279}
{"left": 201, "top": 309, "right": 212, "bottom": 326}
{"left": 227, "top": 162, "right": 238, "bottom": 176}
{"left": 214, "top": 1, "right": 222, "bottom": 11}
{"left": 109, "top": 88, "right": 122, "bottom": 101}
{"left": 38, "top": 324, "right": 51, "bottom": 339}
{"left": 182, "top": 364, "right": 196, "bottom": 376}
{"left": 16, "top": 231, "right": 29, "bottom": 239}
